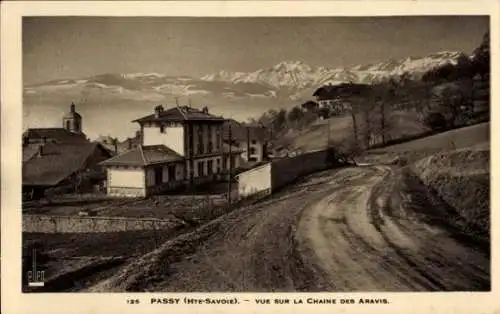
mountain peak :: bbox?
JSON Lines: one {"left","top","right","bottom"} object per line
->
{"left": 272, "top": 60, "right": 311, "bottom": 72}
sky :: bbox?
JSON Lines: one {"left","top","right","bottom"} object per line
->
{"left": 23, "top": 16, "right": 489, "bottom": 84}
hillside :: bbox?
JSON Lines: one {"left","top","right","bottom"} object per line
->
{"left": 371, "top": 122, "right": 489, "bottom": 154}
{"left": 276, "top": 110, "right": 428, "bottom": 153}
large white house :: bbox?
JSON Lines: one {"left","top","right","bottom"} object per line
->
{"left": 100, "top": 105, "right": 242, "bottom": 197}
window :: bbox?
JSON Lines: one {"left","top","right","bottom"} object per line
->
{"left": 188, "top": 125, "right": 194, "bottom": 156}
{"left": 215, "top": 127, "right": 221, "bottom": 151}
{"left": 249, "top": 157, "right": 258, "bottom": 162}
{"left": 216, "top": 158, "right": 221, "bottom": 173}
{"left": 168, "top": 165, "right": 176, "bottom": 181}
{"left": 207, "top": 126, "right": 213, "bottom": 153}
{"left": 251, "top": 140, "right": 257, "bottom": 145}
{"left": 160, "top": 125, "right": 165, "bottom": 133}
{"left": 66, "top": 120, "right": 71, "bottom": 130}
{"left": 154, "top": 167, "right": 163, "bottom": 185}
{"left": 197, "top": 125, "right": 204, "bottom": 155}
{"left": 250, "top": 147, "right": 257, "bottom": 155}
{"left": 207, "top": 160, "right": 213, "bottom": 175}
{"left": 197, "top": 161, "right": 204, "bottom": 177}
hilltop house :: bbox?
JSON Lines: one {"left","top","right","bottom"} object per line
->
{"left": 223, "top": 119, "right": 269, "bottom": 165}
{"left": 313, "top": 82, "right": 373, "bottom": 115}
{"left": 23, "top": 103, "right": 112, "bottom": 199}
{"left": 99, "top": 105, "right": 243, "bottom": 198}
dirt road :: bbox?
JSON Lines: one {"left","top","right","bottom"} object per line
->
{"left": 297, "top": 166, "right": 489, "bottom": 291}
{"left": 94, "top": 166, "right": 490, "bottom": 292}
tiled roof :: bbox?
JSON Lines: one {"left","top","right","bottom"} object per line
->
{"left": 133, "top": 106, "right": 225, "bottom": 124}
{"left": 312, "top": 83, "right": 372, "bottom": 99}
{"left": 23, "top": 128, "right": 88, "bottom": 144}
{"left": 22, "top": 145, "right": 40, "bottom": 163}
{"left": 22, "top": 142, "right": 111, "bottom": 187}
{"left": 99, "top": 145, "right": 184, "bottom": 167}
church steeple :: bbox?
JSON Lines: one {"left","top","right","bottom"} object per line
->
{"left": 63, "top": 102, "right": 82, "bottom": 133}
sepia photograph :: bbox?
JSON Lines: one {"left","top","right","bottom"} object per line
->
{"left": 19, "top": 14, "right": 490, "bottom": 294}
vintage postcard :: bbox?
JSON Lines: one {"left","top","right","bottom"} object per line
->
{"left": 1, "top": 1, "right": 499, "bottom": 314}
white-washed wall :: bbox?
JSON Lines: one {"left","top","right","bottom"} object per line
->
{"left": 237, "top": 163, "right": 272, "bottom": 198}
{"left": 107, "top": 168, "right": 146, "bottom": 197}
{"left": 143, "top": 124, "right": 185, "bottom": 156}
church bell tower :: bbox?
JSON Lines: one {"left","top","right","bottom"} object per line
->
{"left": 62, "top": 102, "right": 82, "bottom": 133}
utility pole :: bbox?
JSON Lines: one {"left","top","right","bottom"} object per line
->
{"left": 327, "top": 117, "right": 331, "bottom": 148}
{"left": 227, "top": 123, "right": 232, "bottom": 208}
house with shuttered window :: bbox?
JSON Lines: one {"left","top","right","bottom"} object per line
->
{"left": 99, "top": 104, "right": 243, "bottom": 197}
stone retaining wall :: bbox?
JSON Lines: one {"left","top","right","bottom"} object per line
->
{"left": 23, "top": 214, "right": 184, "bottom": 233}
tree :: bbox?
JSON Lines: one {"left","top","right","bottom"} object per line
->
{"left": 317, "top": 107, "right": 330, "bottom": 119}
{"left": 453, "top": 54, "right": 476, "bottom": 80}
{"left": 287, "top": 106, "right": 305, "bottom": 129}
{"left": 473, "top": 30, "right": 490, "bottom": 79}
{"left": 431, "top": 82, "right": 471, "bottom": 127}
{"left": 111, "top": 137, "right": 118, "bottom": 154}
{"left": 424, "top": 112, "right": 447, "bottom": 131}
{"left": 275, "top": 109, "right": 288, "bottom": 131}
{"left": 301, "top": 100, "right": 319, "bottom": 113}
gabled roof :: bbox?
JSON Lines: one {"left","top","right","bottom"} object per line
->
{"left": 99, "top": 145, "right": 184, "bottom": 167}
{"left": 23, "top": 128, "right": 88, "bottom": 144}
{"left": 132, "top": 106, "right": 225, "bottom": 124}
{"left": 22, "top": 142, "right": 111, "bottom": 187}
{"left": 222, "top": 119, "right": 269, "bottom": 142}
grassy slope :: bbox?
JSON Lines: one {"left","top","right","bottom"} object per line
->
{"left": 410, "top": 147, "right": 490, "bottom": 238}
{"left": 372, "top": 122, "right": 490, "bottom": 153}
{"left": 278, "top": 110, "right": 427, "bottom": 153}
{"left": 362, "top": 122, "right": 490, "bottom": 165}
{"left": 367, "top": 122, "right": 490, "bottom": 240}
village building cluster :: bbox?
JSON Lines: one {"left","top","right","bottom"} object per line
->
{"left": 22, "top": 81, "right": 358, "bottom": 200}
{"left": 22, "top": 102, "right": 272, "bottom": 199}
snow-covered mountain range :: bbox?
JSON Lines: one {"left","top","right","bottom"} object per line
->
{"left": 25, "top": 50, "right": 464, "bottom": 100}
{"left": 23, "top": 50, "right": 465, "bottom": 139}
{"left": 200, "top": 51, "right": 464, "bottom": 89}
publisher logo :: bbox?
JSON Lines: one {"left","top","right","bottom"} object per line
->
{"left": 27, "top": 248, "right": 45, "bottom": 287}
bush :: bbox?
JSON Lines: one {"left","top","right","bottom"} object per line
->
{"left": 424, "top": 112, "right": 447, "bottom": 131}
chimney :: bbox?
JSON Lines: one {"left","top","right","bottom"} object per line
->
{"left": 38, "top": 137, "right": 47, "bottom": 156}
{"left": 70, "top": 102, "right": 76, "bottom": 113}
{"left": 154, "top": 105, "right": 164, "bottom": 118}
{"left": 202, "top": 106, "right": 209, "bottom": 114}
{"left": 246, "top": 127, "right": 251, "bottom": 160}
